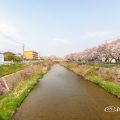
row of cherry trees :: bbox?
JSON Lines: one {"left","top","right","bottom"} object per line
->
{"left": 65, "top": 39, "right": 120, "bottom": 64}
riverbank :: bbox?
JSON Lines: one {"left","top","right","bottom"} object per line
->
{"left": 12, "top": 64, "right": 120, "bottom": 120}
{"left": 0, "top": 63, "right": 27, "bottom": 78}
{"left": 60, "top": 62, "right": 120, "bottom": 98}
{"left": 0, "top": 61, "right": 52, "bottom": 120}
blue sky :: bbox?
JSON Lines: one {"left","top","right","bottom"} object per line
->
{"left": 0, "top": 0, "right": 120, "bottom": 56}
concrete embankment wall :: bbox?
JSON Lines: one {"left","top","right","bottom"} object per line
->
{"left": 0, "top": 64, "right": 48, "bottom": 94}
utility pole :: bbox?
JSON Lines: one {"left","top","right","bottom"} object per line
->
{"left": 105, "top": 40, "right": 109, "bottom": 44}
{"left": 0, "top": 31, "right": 26, "bottom": 62}
{"left": 22, "top": 43, "right": 25, "bottom": 62}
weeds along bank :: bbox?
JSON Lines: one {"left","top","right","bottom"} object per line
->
{"left": 0, "top": 61, "right": 52, "bottom": 94}
{"left": 61, "top": 62, "right": 120, "bottom": 98}
{"left": 0, "top": 61, "right": 52, "bottom": 120}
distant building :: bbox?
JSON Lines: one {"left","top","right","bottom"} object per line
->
{"left": 23, "top": 51, "right": 38, "bottom": 60}
{"left": 0, "top": 53, "right": 4, "bottom": 64}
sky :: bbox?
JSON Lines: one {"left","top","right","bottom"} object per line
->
{"left": 0, "top": 0, "right": 120, "bottom": 57}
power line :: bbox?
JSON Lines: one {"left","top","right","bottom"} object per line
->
{"left": 0, "top": 31, "right": 21, "bottom": 45}
{"left": 0, "top": 31, "right": 25, "bottom": 61}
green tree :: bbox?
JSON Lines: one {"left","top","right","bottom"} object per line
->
{"left": 13, "top": 56, "right": 21, "bottom": 62}
{"left": 4, "top": 53, "right": 14, "bottom": 61}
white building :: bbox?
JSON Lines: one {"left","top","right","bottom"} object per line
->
{"left": 0, "top": 53, "right": 4, "bottom": 64}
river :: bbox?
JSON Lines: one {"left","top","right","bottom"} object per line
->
{"left": 13, "top": 64, "right": 120, "bottom": 120}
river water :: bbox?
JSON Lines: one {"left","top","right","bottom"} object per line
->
{"left": 13, "top": 64, "right": 120, "bottom": 120}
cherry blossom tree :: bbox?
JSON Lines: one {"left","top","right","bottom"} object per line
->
{"left": 64, "top": 39, "right": 120, "bottom": 64}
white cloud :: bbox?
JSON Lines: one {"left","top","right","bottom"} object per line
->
{"left": 81, "top": 31, "right": 109, "bottom": 39}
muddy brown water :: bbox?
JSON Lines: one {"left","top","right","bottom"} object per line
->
{"left": 13, "top": 64, "right": 120, "bottom": 120}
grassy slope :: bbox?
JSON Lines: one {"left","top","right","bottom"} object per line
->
{"left": 0, "top": 70, "right": 45, "bottom": 120}
{"left": 78, "top": 62, "right": 120, "bottom": 69}
{"left": 0, "top": 63, "right": 27, "bottom": 78}
{"left": 61, "top": 62, "right": 120, "bottom": 98}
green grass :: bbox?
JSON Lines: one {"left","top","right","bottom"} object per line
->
{"left": 61, "top": 62, "right": 120, "bottom": 99}
{"left": 0, "top": 71, "right": 44, "bottom": 120}
{"left": 99, "top": 64, "right": 119, "bottom": 68}
{"left": 90, "top": 76, "right": 120, "bottom": 98}
{"left": 32, "top": 60, "right": 43, "bottom": 65}
{"left": 0, "top": 63, "right": 27, "bottom": 78}
{"left": 102, "top": 82, "right": 120, "bottom": 97}
{"left": 88, "top": 63, "right": 120, "bottom": 68}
